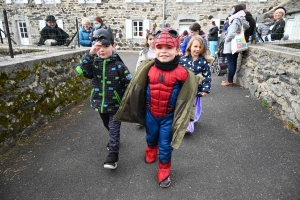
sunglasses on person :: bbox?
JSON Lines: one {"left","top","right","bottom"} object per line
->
{"left": 155, "top": 29, "right": 179, "bottom": 38}
{"left": 93, "top": 36, "right": 112, "bottom": 45}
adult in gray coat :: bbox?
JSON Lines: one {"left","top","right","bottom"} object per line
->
{"left": 222, "top": 4, "right": 249, "bottom": 86}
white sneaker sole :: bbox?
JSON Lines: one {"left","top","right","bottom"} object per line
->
{"left": 104, "top": 163, "right": 117, "bottom": 169}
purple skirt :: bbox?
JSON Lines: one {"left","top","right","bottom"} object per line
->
{"left": 187, "top": 97, "right": 202, "bottom": 133}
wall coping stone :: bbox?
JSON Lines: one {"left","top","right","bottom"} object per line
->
{"left": 0, "top": 46, "right": 140, "bottom": 71}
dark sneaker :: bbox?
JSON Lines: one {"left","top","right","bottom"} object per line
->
{"left": 104, "top": 153, "right": 118, "bottom": 169}
{"left": 136, "top": 123, "right": 143, "bottom": 128}
{"left": 159, "top": 176, "right": 171, "bottom": 188}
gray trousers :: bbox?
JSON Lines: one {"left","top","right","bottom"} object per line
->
{"left": 99, "top": 113, "right": 121, "bottom": 153}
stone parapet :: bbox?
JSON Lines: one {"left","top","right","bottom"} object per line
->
{"left": 236, "top": 42, "right": 300, "bottom": 131}
{"left": 0, "top": 47, "right": 89, "bottom": 154}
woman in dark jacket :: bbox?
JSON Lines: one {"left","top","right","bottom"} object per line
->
{"left": 265, "top": 7, "right": 286, "bottom": 41}
{"left": 208, "top": 21, "right": 219, "bottom": 56}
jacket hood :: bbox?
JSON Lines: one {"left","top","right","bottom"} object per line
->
{"left": 234, "top": 17, "right": 250, "bottom": 31}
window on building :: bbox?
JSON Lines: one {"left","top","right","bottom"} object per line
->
{"left": 125, "top": 19, "right": 149, "bottom": 39}
{"left": 78, "top": 0, "right": 101, "bottom": 3}
{"left": 238, "top": 0, "right": 267, "bottom": 2}
{"left": 133, "top": 21, "right": 144, "bottom": 37}
{"left": 176, "top": 0, "right": 202, "bottom": 2}
{"left": 219, "top": 20, "right": 225, "bottom": 31}
{"left": 34, "top": 0, "right": 61, "bottom": 3}
{"left": 44, "top": 0, "right": 61, "bottom": 4}
{"left": 125, "top": 0, "right": 150, "bottom": 2}
{"left": 0, "top": 21, "right": 5, "bottom": 39}
{"left": 17, "top": 21, "right": 30, "bottom": 45}
{"left": 5, "top": 0, "right": 28, "bottom": 4}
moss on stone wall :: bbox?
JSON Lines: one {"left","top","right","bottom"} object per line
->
{"left": 0, "top": 54, "right": 90, "bottom": 148}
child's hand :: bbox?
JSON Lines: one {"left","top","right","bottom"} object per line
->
{"left": 89, "top": 42, "right": 101, "bottom": 55}
{"left": 201, "top": 92, "right": 208, "bottom": 97}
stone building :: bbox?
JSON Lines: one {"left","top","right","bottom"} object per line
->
{"left": 0, "top": 0, "right": 299, "bottom": 49}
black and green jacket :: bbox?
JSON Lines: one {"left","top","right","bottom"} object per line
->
{"left": 76, "top": 52, "right": 132, "bottom": 113}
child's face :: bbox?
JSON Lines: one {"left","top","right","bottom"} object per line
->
{"left": 94, "top": 42, "right": 115, "bottom": 59}
{"left": 155, "top": 45, "right": 179, "bottom": 63}
{"left": 147, "top": 34, "right": 155, "bottom": 49}
{"left": 190, "top": 40, "right": 202, "bottom": 58}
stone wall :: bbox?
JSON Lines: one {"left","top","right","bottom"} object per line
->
{"left": 0, "top": 48, "right": 90, "bottom": 154}
{"left": 236, "top": 42, "right": 300, "bottom": 131}
{"left": 0, "top": 0, "right": 289, "bottom": 49}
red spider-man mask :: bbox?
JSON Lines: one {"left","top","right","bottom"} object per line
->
{"left": 154, "top": 28, "right": 180, "bottom": 48}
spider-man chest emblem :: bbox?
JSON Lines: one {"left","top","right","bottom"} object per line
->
{"left": 158, "top": 73, "right": 165, "bottom": 83}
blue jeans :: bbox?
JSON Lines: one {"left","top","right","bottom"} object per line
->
{"left": 209, "top": 41, "right": 218, "bottom": 56}
{"left": 225, "top": 53, "right": 239, "bottom": 83}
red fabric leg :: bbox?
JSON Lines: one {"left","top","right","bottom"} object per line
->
{"left": 145, "top": 145, "right": 158, "bottom": 163}
{"left": 157, "top": 160, "right": 171, "bottom": 183}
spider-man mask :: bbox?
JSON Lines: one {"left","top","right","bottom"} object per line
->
{"left": 154, "top": 28, "right": 180, "bottom": 48}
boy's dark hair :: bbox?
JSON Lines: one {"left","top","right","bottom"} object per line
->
{"left": 212, "top": 21, "right": 216, "bottom": 26}
{"left": 234, "top": 4, "right": 244, "bottom": 14}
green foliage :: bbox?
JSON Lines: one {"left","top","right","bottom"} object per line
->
{"left": 262, "top": 100, "right": 269, "bottom": 108}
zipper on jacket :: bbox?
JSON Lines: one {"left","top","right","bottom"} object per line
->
{"left": 101, "top": 59, "right": 109, "bottom": 112}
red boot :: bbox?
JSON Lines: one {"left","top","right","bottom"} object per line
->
{"left": 145, "top": 145, "right": 158, "bottom": 163}
{"left": 157, "top": 160, "right": 171, "bottom": 188}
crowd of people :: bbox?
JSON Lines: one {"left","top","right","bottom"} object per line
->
{"left": 45, "top": 4, "right": 288, "bottom": 189}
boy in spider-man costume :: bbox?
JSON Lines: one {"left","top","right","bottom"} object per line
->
{"left": 114, "top": 28, "right": 200, "bottom": 188}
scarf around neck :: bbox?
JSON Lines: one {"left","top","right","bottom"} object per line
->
{"left": 154, "top": 55, "right": 180, "bottom": 71}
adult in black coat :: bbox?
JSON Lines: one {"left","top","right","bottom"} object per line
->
{"left": 240, "top": 4, "right": 256, "bottom": 42}
{"left": 38, "top": 15, "right": 69, "bottom": 46}
{"left": 269, "top": 7, "right": 286, "bottom": 41}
